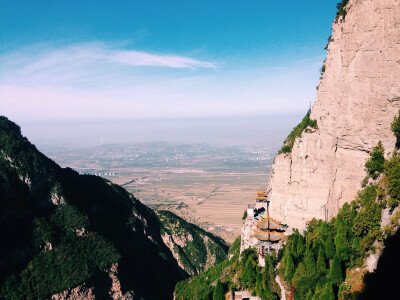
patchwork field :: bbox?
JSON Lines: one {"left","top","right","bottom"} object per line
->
{"left": 50, "top": 143, "right": 275, "bottom": 243}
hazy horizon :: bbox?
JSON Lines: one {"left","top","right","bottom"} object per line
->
{"left": 1, "top": 1, "right": 340, "bottom": 158}
{"left": 14, "top": 113, "right": 304, "bottom": 154}
{"left": 1, "top": 1, "right": 339, "bottom": 130}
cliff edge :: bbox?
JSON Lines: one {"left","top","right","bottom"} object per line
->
{"left": 269, "top": 0, "right": 400, "bottom": 230}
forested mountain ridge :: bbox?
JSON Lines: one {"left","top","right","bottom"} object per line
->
{"left": 0, "top": 116, "right": 227, "bottom": 299}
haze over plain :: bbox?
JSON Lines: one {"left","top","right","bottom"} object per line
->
{"left": 1, "top": 0, "right": 340, "bottom": 150}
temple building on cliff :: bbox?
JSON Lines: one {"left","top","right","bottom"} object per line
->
{"left": 249, "top": 191, "right": 286, "bottom": 264}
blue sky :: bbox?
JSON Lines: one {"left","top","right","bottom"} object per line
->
{"left": 0, "top": 0, "right": 339, "bottom": 123}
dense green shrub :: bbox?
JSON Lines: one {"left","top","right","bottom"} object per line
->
{"left": 279, "top": 112, "right": 318, "bottom": 154}
{"left": 320, "top": 64, "right": 326, "bottom": 74}
{"left": 365, "top": 141, "right": 385, "bottom": 179}
{"left": 385, "top": 153, "right": 400, "bottom": 202}
{"left": 391, "top": 109, "right": 400, "bottom": 149}
{"left": 336, "top": 0, "right": 350, "bottom": 20}
{"left": 175, "top": 236, "right": 280, "bottom": 300}
{"left": 213, "top": 280, "right": 225, "bottom": 300}
{"left": 329, "top": 255, "right": 343, "bottom": 285}
{"left": 1, "top": 232, "right": 120, "bottom": 299}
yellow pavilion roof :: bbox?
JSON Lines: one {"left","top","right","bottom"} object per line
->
{"left": 251, "top": 230, "right": 285, "bottom": 241}
{"left": 255, "top": 215, "right": 281, "bottom": 230}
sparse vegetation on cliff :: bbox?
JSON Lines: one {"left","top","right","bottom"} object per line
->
{"left": 336, "top": 0, "right": 350, "bottom": 20}
{"left": 279, "top": 111, "right": 318, "bottom": 154}
{"left": 365, "top": 141, "right": 385, "bottom": 179}
{"left": 320, "top": 64, "right": 326, "bottom": 74}
{"left": 391, "top": 109, "right": 400, "bottom": 149}
{"left": 324, "top": 35, "right": 333, "bottom": 50}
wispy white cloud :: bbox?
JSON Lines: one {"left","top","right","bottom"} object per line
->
{"left": 0, "top": 43, "right": 217, "bottom": 87}
{"left": 110, "top": 50, "right": 216, "bottom": 69}
{"left": 0, "top": 42, "right": 323, "bottom": 123}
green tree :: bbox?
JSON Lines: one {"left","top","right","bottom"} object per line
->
{"left": 291, "top": 234, "right": 298, "bottom": 256}
{"left": 352, "top": 202, "right": 381, "bottom": 237}
{"left": 312, "top": 283, "right": 323, "bottom": 300}
{"left": 365, "top": 141, "right": 385, "bottom": 179}
{"left": 329, "top": 255, "right": 343, "bottom": 285}
{"left": 384, "top": 154, "right": 400, "bottom": 201}
{"left": 284, "top": 253, "right": 295, "bottom": 282}
{"left": 304, "top": 251, "right": 316, "bottom": 274}
{"left": 279, "top": 249, "right": 290, "bottom": 276}
{"left": 213, "top": 280, "right": 225, "bottom": 300}
{"left": 320, "top": 282, "right": 335, "bottom": 300}
{"left": 292, "top": 262, "right": 307, "bottom": 286}
{"left": 296, "top": 235, "right": 305, "bottom": 257}
{"left": 305, "top": 289, "right": 313, "bottom": 300}
{"left": 264, "top": 255, "right": 276, "bottom": 287}
{"left": 391, "top": 109, "right": 400, "bottom": 149}
{"left": 316, "top": 247, "right": 327, "bottom": 273}
{"left": 336, "top": 202, "right": 352, "bottom": 223}
{"left": 317, "top": 222, "right": 331, "bottom": 240}
{"left": 241, "top": 258, "right": 256, "bottom": 288}
{"left": 265, "top": 253, "right": 275, "bottom": 270}
{"left": 335, "top": 222, "right": 349, "bottom": 260}
{"left": 325, "top": 236, "right": 335, "bottom": 259}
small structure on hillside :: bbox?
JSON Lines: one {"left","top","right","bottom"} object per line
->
{"left": 255, "top": 190, "right": 270, "bottom": 203}
{"left": 250, "top": 190, "right": 285, "bottom": 260}
{"left": 247, "top": 203, "right": 255, "bottom": 216}
{"left": 225, "top": 290, "right": 261, "bottom": 300}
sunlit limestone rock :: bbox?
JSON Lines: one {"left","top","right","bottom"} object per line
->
{"left": 269, "top": 0, "right": 400, "bottom": 230}
{"left": 240, "top": 216, "right": 258, "bottom": 252}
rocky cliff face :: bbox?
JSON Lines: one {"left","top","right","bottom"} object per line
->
{"left": 269, "top": 0, "right": 400, "bottom": 230}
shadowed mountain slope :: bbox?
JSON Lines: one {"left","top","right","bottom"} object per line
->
{"left": 0, "top": 116, "right": 227, "bottom": 299}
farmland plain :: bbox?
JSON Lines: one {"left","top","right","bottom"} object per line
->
{"left": 49, "top": 142, "right": 275, "bottom": 243}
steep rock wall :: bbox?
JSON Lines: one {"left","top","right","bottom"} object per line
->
{"left": 269, "top": 0, "right": 400, "bottom": 230}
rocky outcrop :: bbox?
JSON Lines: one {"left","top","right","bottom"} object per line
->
{"left": 240, "top": 216, "right": 258, "bottom": 252}
{"left": 269, "top": 0, "right": 400, "bottom": 230}
{"left": 51, "top": 264, "right": 134, "bottom": 300}
{"left": 51, "top": 283, "right": 95, "bottom": 300}
{"left": 157, "top": 210, "right": 228, "bottom": 276}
